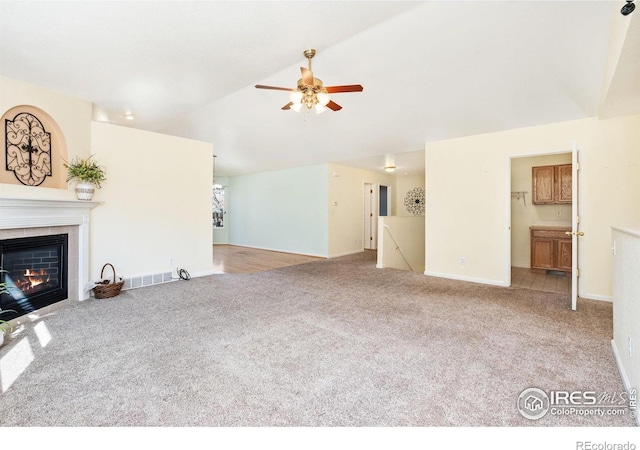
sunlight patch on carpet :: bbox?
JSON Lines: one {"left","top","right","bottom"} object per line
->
{"left": 1, "top": 337, "right": 34, "bottom": 392}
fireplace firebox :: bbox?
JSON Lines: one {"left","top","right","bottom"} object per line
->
{"left": 0, "top": 234, "right": 68, "bottom": 320}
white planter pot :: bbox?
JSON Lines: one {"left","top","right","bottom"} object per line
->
{"left": 75, "top": 182, "right": 95, "bottom": 201}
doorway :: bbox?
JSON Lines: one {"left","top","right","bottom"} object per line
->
{"left": 509, "top": 147, "right": 581, "bottom": 309}
{"left": 364, "top": 183, "right": 393, "bottom": 251}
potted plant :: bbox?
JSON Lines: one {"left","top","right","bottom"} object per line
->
{"left": 64, "top": 155, "right": 106, "bottom": 200}
{"left": 0, "top": 270, "right": 16, "bottom": 348}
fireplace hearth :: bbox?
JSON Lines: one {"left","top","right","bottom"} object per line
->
{"left": 0, "top": 234, "right": 68, "bottom": 320}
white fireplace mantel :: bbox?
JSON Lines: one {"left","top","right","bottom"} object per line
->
{"left": 0, "top": 198, "right": 100, "bottom": 229}
{"left": 0, "top": 197, "right": 101, "bottom": 302}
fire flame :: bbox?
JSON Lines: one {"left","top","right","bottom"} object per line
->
{"left": 20, "top": 268, "right": 51, "bottom": 291}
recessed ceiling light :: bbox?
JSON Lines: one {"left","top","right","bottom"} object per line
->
{"left": 123, "top": 113, "right": 135, "bottom": 121}
{"left": 384, "top": 166, "right": 396, "bottom": 173}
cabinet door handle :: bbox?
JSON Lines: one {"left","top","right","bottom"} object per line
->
{"left": 565, "top": 231, "right": 585, "bottom": 236}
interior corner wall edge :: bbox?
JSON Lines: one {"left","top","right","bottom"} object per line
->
{"left": 328, "top": 163, "right": 397, "bottom": 258}
{"left": 425, "top": 114, "right": 640, "bottom": 299}
{"left": 228, "top": 164, "right": 329, "bottom": 257}
{"left": 90, "top": 121, "right": 213, "bottom": 279}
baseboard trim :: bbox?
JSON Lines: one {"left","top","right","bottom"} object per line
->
{"left": 611, "top": 339, "right": 640, "bottom": 427}
{"left": 423, "top": 270, "right": 507, "bottom": 287}
{"left": 226, "top": 243, "right": 327, "bottom": 259}
{"left": 329, "top": 249, "right": 366, "bottom": 259}
{"left": 579, "top": 293, "right": 613, "bottom": 302}
{"left": 191, "top": 269, "right": 219, "bottom": 278}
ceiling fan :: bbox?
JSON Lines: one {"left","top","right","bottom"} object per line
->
{"left": 255, "top": 49, "right": 363, "bottom": 114}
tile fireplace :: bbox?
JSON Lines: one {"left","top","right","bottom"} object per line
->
{"left": 0, "top": 234, "right": 68, "bottom": 320}
{"left": 0, "top": 198, "right": 99, "bottom": 324}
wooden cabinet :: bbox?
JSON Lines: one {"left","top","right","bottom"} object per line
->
{"left": 530, "top": 226, "right": 572, "bottom": 273}
{"left": 532, "top": 164, "right": 572, "bottom": 204}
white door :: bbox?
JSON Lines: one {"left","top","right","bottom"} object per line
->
{"left": 364, "top": 183, "right": 377, "bottom": 249}
{"left": 570, "top": 143, "right": 582, "bottom": 311}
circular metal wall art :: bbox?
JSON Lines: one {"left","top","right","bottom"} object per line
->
{"left": 404, "top": 187, "right": 425, "bottom": 215}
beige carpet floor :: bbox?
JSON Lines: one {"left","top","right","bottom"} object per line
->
{"left": 0, "top": 251, "right": 633, "bottom": 426}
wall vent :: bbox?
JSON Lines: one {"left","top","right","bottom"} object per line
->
{"left": 121, "top": 272, "right": 174, "bottom": 292}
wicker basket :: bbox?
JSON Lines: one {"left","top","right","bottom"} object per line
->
{"left": 92, "top": 263, "right": 124, "bottom": 299}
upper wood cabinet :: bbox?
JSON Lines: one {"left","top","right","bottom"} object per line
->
{"left": 532, "top": 164, "right": 572, "bottom": 204}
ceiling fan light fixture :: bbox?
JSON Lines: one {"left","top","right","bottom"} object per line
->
{"left": 317, "top": 91, "right": 330, "bottom": 106}
{"left": 289, "top": 91, "right": 303, "bottom": 104}
{"left": 255, "top": 49, "right": 363, "bottom": 113}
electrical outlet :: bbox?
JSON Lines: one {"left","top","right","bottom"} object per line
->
{"left": 556, "top": 210, "right": 561, "bottom": 217}
{"left": 461, "top": 257, "right": 466, "bottom": 265}
{"left": 168, "top": 257, "right": 174, "bottom": 266}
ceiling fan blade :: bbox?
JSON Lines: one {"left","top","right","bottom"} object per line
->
{"left": 255, "top": 84, "right": 294, "bottom": 92}
{"left": 326, "top": 100, "right": 342, "bottom": 111}
{"left": 281, "top": 102, "right": 293, "bottom": 110}
{"left": 325, "top": 84, "right": 364, "bottom": 93}
{"left": 301, "top": 67, "right": 314, "bottom": 85}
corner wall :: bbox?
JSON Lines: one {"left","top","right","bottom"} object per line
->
{"left": 611, "top": 227, "right": 640, "bottom": 424}
{"left": 328, "top": 163, "right": 396, "bottom": 258}
{"left": 395, "top": 174, "right": 425, "bottom": 217}
{"left": 228, "top": 165, "right": 328, "bottom": 257}
{"left": 425, "top": 114, "right": 640, "bottom": 299}
{"left": 90, "top": 122, "right": 213, "bottom": 279}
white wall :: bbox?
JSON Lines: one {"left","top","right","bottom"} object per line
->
{"left": 228, "top": 165, "right": 328, "bottom": 257}
{"left": 0, "top": 76, "right": 92, "bottom": 200}
{"left": 611, "top": 227, "right": 640, "bottom": 426}
{"left": 511, "top": 153, "right": 572, "bottom": 268}
{"left": 425, "top": 114, "right": 640, "bottom": 299}
{"left": 328, "top": 163, "right": 396, "bottom": 258}
{"left": 395, "top": 173, "right": 425, "bottom": 217}
{"left": 90, "top": 122, "right": 213, "bottom": 279}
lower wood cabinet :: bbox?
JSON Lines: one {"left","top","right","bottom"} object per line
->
{"left": 530, "top": 226, "right": 572, "bottom": 273}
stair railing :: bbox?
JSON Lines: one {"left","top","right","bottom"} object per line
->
{"left": 382, "top": 224, "right": 413, "bottom": 271}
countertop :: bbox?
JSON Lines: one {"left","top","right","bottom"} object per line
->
{"left": 530, "top": 225, "right": 571, "bottom": 231}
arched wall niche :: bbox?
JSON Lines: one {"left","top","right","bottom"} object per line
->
{"left": 1, "top": 105, "right": 69, "bottom": 189}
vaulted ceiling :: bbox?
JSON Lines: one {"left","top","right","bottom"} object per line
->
{"left": 1, "top": 1, "right": 638, "bottom": 176}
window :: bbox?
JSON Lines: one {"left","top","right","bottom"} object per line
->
{"left": 212, "top": 185, "right": 225, "bottom": 228}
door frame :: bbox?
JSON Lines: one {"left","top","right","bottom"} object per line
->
{"left": 364, "top": 182, "right": 379, "bottom": 250}
{"left": 507, "top": 144, "right": 582, "bottom": 308}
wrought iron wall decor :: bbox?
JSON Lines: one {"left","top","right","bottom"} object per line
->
{"left": 5, "top": 112, "right": 52, "bottom": 186}
{"left": 404, "top": 187, "right": 425, "bottom": 215}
